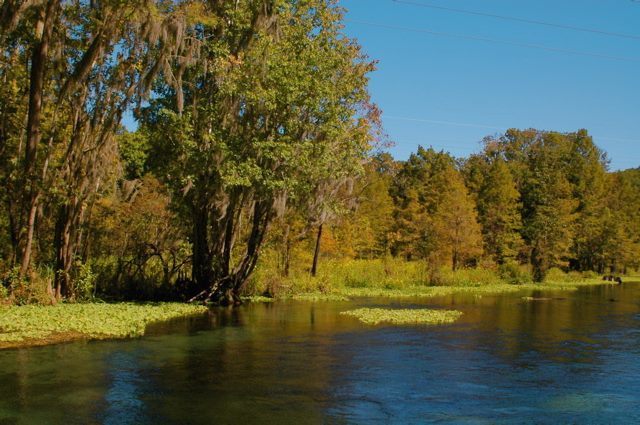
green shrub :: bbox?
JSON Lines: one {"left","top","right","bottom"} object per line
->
{"left": 498, "top": 261, "right": 533, "bottom": 285}
{"left": 73, "top": 262, "right": 96, "bottom": 301}
{"left": 581, "top": 270, "right": 599, "bottom": 279}
{"left": 432, "top": 267, "right": 500, "bottom": 287}
{"left": 2, "top": 267, "right": 53, "bottom": 305}
{"left": 544, "top": 267, "right": 582, "bottom": 283}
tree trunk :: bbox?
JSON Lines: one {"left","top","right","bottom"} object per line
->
{"left": 282, "top": 224, "right": 291, "bottom": 277}
{"left": 19, "top": 194, "right": 39, "bottom": 276}
{"left": 311, "top": 223, "right": 323, "bottom": 277}
{"left": 18, "top": 0, "right": 59, "bottom": 277}
{"left": 205, "top": 201, "right": 272, "bottom": 306}
{"left": 531, "top": 246, "right": 547, "bottom": 283}
{"left": 191, "top": 205, "right": 213, "bottom": 295}
{"left": 53, "top": 204, "right": 75, "bottom": 299}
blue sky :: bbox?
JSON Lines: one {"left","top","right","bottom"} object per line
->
{"left": 340, "top": 0, "right": 640, "bottom": 170}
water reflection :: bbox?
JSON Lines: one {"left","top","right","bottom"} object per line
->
{"left": 0, "top": 282, "right": 638, "bottom": 423}
{"left": 103, "top": 352, "right": 146, "bottom": 425}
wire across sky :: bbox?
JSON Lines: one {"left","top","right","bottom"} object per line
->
{"left": 340, "top": 0, "right": 639, "bottom": 169}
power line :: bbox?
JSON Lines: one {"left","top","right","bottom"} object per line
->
{"left": 392, "top": 0, "right": 640, "bottom": 41}
{"left": 385, "top": 115, "right": 502, "bottom": 130}
{"left": 391, "top": 138, "right": 483, "bottom": 148}
{"left": 346, "top": 20, "right": 640, "bottom": 63}
{"left": 384, "top": 114, "right": 640, "bottom": 143}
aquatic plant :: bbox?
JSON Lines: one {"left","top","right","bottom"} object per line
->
{"left": 289, "top": 293, "right": 349, "bottom": 302}
{"left": 241, "top": 295, "right": 276, "bottom": 303}
{"left": 0, "top": 303, "right": 208, "bottom": 347}
{"left": 340, "top": 307, "right": 463, "bottom": 325}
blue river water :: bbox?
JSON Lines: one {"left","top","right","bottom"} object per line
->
{"left": 1, "top": 282, "right": 639, "bottom": 424}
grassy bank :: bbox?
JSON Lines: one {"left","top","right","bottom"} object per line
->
{"left": 0, "top": 303, "right": 208, "bottom": 350}
{"left": 247, "top": 258, "right": 621, "bottom": 301}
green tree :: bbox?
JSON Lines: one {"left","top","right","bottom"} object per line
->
{"left": 520, "top": 132, "right": 577, "bottom": 281}
{"left": 144, "top": 0, "right": 377, "bottom": 304}
{"left": 564, "top": 130, "right": 609, "bottom": 272}
{"left": 391, "top": 147, "right": 482, "bottom": 269}
{"left": 603, "top": 169, "right": 640, "bottom": 273}
{"left": 435, "top": 169, "right": 483, "bottom": 270}
{"left": 476, "top": 158, "right": 523, "bottom": 264}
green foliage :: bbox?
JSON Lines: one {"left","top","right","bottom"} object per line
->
{"left": 473, "top": 158, "right": 524, "bottom": 263}
{"left": 0, "top": 0, "right": 638, "bottom": 307}
{"left": 72, "top": 262, "right": 96, "bottom": 302}
{"left": 498, "top": 261, "right": 533, "bottom": 285}
{"left": 430, "top": 267, "right": 501, "bottom": 287}
{"left": 390, "top": 147, "right": 483, "bottom": 267}
{"left": 544, "top": 267, "right": 582, "bottom": 283}
{"left": 141, "top": 0, "right": 378, "bottom": 296}
{"left": 1, "top": 267, "right": 53, "bottom": 305}
{"left": 340, "top": 308, "right": 463, "bottom": 326}
{"left": 118, "top": 130, "right": 151, "bottom": 179}
{"left": 0, "top": 303, "right": 208, "bottom": 346}
{"left": 247, "top": 258, "right": 613, "bottom": 302}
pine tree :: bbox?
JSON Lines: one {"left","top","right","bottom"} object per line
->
{"left": 435, "top": 169, "right": 483, "bottom": 270}
{"left": 521, "top": 133, "right": 577, "bottom": 281}
{"left": 476, "top": 159, "right": 523, "bottom": 264}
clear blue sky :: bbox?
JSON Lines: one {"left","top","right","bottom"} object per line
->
{"left": 340, "top": 0, "right": 640, "bottom": 170}
{"left": 123, "top": 0, "right": 639, "bottom": 170}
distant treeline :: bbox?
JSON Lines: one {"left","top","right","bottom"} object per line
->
{"left": 312, "top": 130, "right": 640, "bottom": 283}
{"left": 1, "top": 2, "right": 638, "bottom": 305}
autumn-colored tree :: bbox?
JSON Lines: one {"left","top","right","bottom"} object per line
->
{"left": 519, "top": 132, "right": 577, "bottom": 281}
{"left": 335, "top": 153, "right": 396, "bottom": 259}
{"left": 564, "top": 130, "right": 609, "bottom": 272}
{"left": 434, "top": 169, "right": 483, "bottom": 270}
{"left": 602, "top": 169, "right": 640, "bottom": 273}
{"left": 475, "top": 158, "right": 523, "bottom": 264}
{"left": 391, "top": 147, "right": 482, "bottom": 269}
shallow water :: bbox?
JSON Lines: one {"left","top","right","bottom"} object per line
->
{"left": 1, "top": 283, "right": 639, "bottom": 424}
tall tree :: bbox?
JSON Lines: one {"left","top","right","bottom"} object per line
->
{"left": 564, "top": 130, "right": 609, "bottom": 272}
{"left": 144, "top": 0, "right": 377, "bottom": 304}
{"left": 475, "top": 158, "right": 523, "bottom": 264}
{"left": 391, "top": 147, "right": 482, "bottom": 268}
{"left": 0, "top": 0, "right": 197, "bottom": 297}
{"left": 435, "top": 169, "right": 483, "bottom": 270}
{"left": 520, "top": 132, "right": 577, "bottom": 281}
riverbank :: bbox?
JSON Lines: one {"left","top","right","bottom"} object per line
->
{"left": 0, "top": 303, "right": 208, "bottom": 350}
{"left": 247, "top": 258, "right": 627, "bottom": 301}
{"left": 245, "top": 278, "right": 619, "bottom": 303}
{"left": 2, "top": 261, "right": 634, "bottom": 349}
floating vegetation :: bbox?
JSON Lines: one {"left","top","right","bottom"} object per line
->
{"left": 522, "top": 296, "right": 552, "bottom": 301}
{"left": 241, "top": 296, "right": 276, "bottom": 303}
{"left": 289, "top": 293, "right": 349, "bottom": 302}
{"left": 0, "top": 303, "right": 208, "bottom": 349}
{"left": 522, "top": 296, "right": 567, "bottom": 302}
{"left": 340, "top": 307, "right": 463, "bottom": 326}
{"left": 338, "top": 278, "right": 616, "bottom": 298}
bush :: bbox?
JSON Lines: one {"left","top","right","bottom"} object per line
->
{"left": 581, "top": 270, "right": 599, "bottom": 279}
{"left": 2, "top": 267, "right": 54, "bottom": 305}
{"left": 432, "top": 267, "right": 500, "bottom": 287}
{"left": 0, "top": 283, "right": 8, "bottom": 301}
{"left": 544, "top": 267, "right": 582, "bottom": 283}
{"left": 73, "top": 262, "right": 96, "bottom": 301}
{"left": 498, "top": 261, "right": 533, "bottom": 285}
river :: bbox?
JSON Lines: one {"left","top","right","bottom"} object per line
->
{"left": 1, "top": 282, "right": 639, "bottom": 424}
